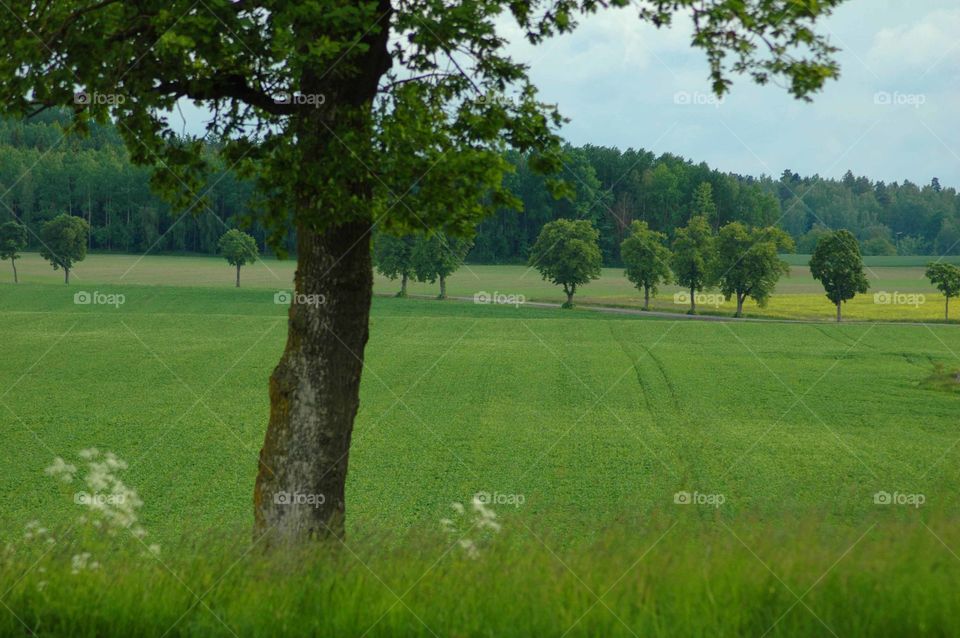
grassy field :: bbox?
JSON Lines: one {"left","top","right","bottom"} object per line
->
{"left": 3, "top": 261, "right": 960, "bottom": 635}
{"left": 5, "top": 251, "right": 958, "bottom": 321}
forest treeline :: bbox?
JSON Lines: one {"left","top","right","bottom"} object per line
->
{"left": 1, "top": 109, "right": 957, "bottom": 263}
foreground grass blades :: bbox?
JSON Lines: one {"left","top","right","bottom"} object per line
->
{"left": 2, "top": 518, "right": 959, "bottom": 637}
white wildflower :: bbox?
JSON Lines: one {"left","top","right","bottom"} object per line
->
{"left": 458, "top": 539, "right": 479, "bottom": 559}
{"left": 451, "top": 502, "right": 465, "bottom": 514}
{"left": 104, "top": 452, "right": 127, "bottom": 471}
{"left": 44, "top": 458, "right": 76, "bottom": 482}
{"left": 70, "top": 552, "right": 99, "bottom": 573}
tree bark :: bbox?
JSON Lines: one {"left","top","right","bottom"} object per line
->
{"left": 689, "top": 285, "right": 696, "bottom": 313}
{"left": 836, "top": 301, "right": 842, "bottom": 322}
{"left": 254, "top": 221, "right": 373, "bottom": 542}
{"left": 253, "top": 0, "right": 390, "bottom": 544}
{"left": 564, "top": 285, "right": 575, "bottom": 307}
{"left": 946, "top": 296, "right": 950, "bottom": 321}
{"left": 399, "top": 273, "right": 407, "bottom": 297}
{"left": 439, "top": 274, "right": 446, "bottom": 299}
{"left": 736, "top": 293, "right": 744, "bottom": 318}
{"left": 236, "top": 263, "right": 241, "bottom": 288}
{"left": 11, "top": 258, "right": 17, "bottom": 284}
{"left": 643, "top": 285, "right": 650, "bottom": 310}
{"left": 64, "top": 268, "right": 69, "bottom": 284}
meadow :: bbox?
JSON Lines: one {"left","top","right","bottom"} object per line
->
{"left": 2, "top": 256, "right": 960, "bottom": 635}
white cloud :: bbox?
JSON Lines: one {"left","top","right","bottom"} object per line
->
{"left": 866, "top": 9, "right": 960, "bottom": 79}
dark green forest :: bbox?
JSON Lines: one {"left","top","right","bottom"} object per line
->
{"left": 2, "top": 110, "right": 957, "bottom": 263}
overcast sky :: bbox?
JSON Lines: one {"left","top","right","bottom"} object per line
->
{"left": 501, "top": 0, "right": 960, "bottom": 188}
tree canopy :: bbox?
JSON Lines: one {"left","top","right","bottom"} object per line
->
{"left": 712, "top": 223, "right": 794, "bottom": 317}
{"left": 528, "top": 219, "right": 602, "bottom": 308}
{"left": 39, "top": 214, "right": 89, "bottom": 284}
{"left": 410, "top": 233, "right": 473, "bottom": 299}
{"left": 620, "top": 220, "right": 671, "bottom": 310}
{"left": 925, "top": 262, "right": 960, "bottom": 321}
{"left": 218, "top": 229, "right": 259, "bottom": 287}
{"left": 0, "top": 220, "right": 27, "bottom": 283}
{"left": 671, "top": 216, "right": 713, "bottom": 313}
{"left": 373, "top": 233, "right": 416, "bottom": 297}
{"left": 809, "top": 229, "right": 869, "bottom": 321}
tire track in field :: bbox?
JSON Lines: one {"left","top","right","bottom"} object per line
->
{"left": 812, "top": 324, "right": 864, "bottom": 351}
{"left": 607, "top": 323, "right": 683, "bottom": 417}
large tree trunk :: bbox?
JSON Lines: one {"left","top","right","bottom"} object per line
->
{"left": 836, "top": 301, "right": 842, "bottom": 323}
{"left": 946, "top": 296, "right": 950, "bottom": 321}
{"left": 253, "top": 221, "right": 373, "bottom": 542}
{"left": 439, "top": 274, "right": 446, "bottom": 299}
{"left": 689, "top": 285, "right": 696, "bottom": 313}
{"left": 11, "top": 259, "right": 17, "bottom": 284}
{"left": 643, "top": 285, "right": 650, "bottom": 311}
{"left": 399, "top": 273, "right": 407, "bottom": 297}
{"left": 736, "top": 293, "right": 744, "bottom": 318}
{"left": 236, "top": 264, "right": 241, "bottom": 288}
{"left": 64, "top": 268, "right": 69, "bottom": 284}
{"left": 253, "top": 0, "right": 390, "bottom": 544}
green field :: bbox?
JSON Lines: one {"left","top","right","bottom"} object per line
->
{"left": 4, "top": 260, "right": 960, "bottom": 635}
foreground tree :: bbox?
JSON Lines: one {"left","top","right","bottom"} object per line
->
{"left": 810, "top": 230, "right": 869, "bottom": 322}
{"left": 218, "top": 229, "right": 259, "bottom": 288}
{"left": 0, "top": 0, "right": 846, "bottom": 542}
{"left": 411, "top": 232, "right": 473, "bottom": 299}
{"left": 621, "top": 221, "right": 671, "bottom": 310}
{"left": 712, "top": 222, "right": 794, "bottom": 317}
{"left": 40, "top": 214, "right": 89, "bottom": 284}
{"left": 671, "top": 216, "right": 714, "bottom": 314}
{"left": 0, "top": 221, "right": 27, "bottom": 283}
{"left": 373, "top": 233, "right": 417, "bottom": 297}
{"left": 529, "top": 219, "right": 601, "bottom": 308}
{"left": 926, "top": 262, "right": 960, "bottom": 321}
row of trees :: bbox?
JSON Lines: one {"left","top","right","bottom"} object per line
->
{"left": 4, "top": 112, "right": 958, "bottom": 265}
{"left": 9, "top": 212, "right": 960, "bottom": 322}
{"left": 373, "top": 233, "right": 473, "bottom": 299}
{"left": 526, "top": 217, "right": 794, "bottom": 317}
{"left": 0, "top": 215, "right": 90, "bottom": 283}
{"left": 0, "top": 217, "right": 260, "bottom": 286}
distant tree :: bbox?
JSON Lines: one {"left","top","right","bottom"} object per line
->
{"left": 217, "top": 229, "right": 259, "bottom": 288}
{"left": 712, "top": 223, "right": 794, "bottom": 317}
{"left": 861, "top": 237, "right": 897, "bottom": 256}
{"left": 373, "top": 233, "right": 416, "bottom": 297}
{"left": 671, "top": 216, "right": 714, "bottom": 314}
{"left": 796, "top": 225, "right": 831, "bottom": 254}
{"left": 411, "top": 232, "right": 472, "bottom": 300}
{"left": 621, "top": 221, "right": 671, "bottom": 310}
{"left": 809, "top": 230, "right": 869, "bottom": 322}
{"left": 528, "top": 219, "right": 602, "bottom": 308}
{"left": 926, "top": 262, "right": 960, "bottom": 321}
{"left": 692, "top": 182, "right": 719, "bottom": 231}
{"left": 897, "top": 236, "right": 928, "bottom": 256}
{"left": 935, "top": 220, "right": 960, "bottom": 256}
{"left": 39, "top": 214, "right": 89, "bottom": 284}
{"left": 0, "top": 221, "right": 27, "bottom": 283}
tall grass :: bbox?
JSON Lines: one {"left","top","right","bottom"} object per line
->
{"left": 3, "top": 514, "right": 959, "bottom": 637}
